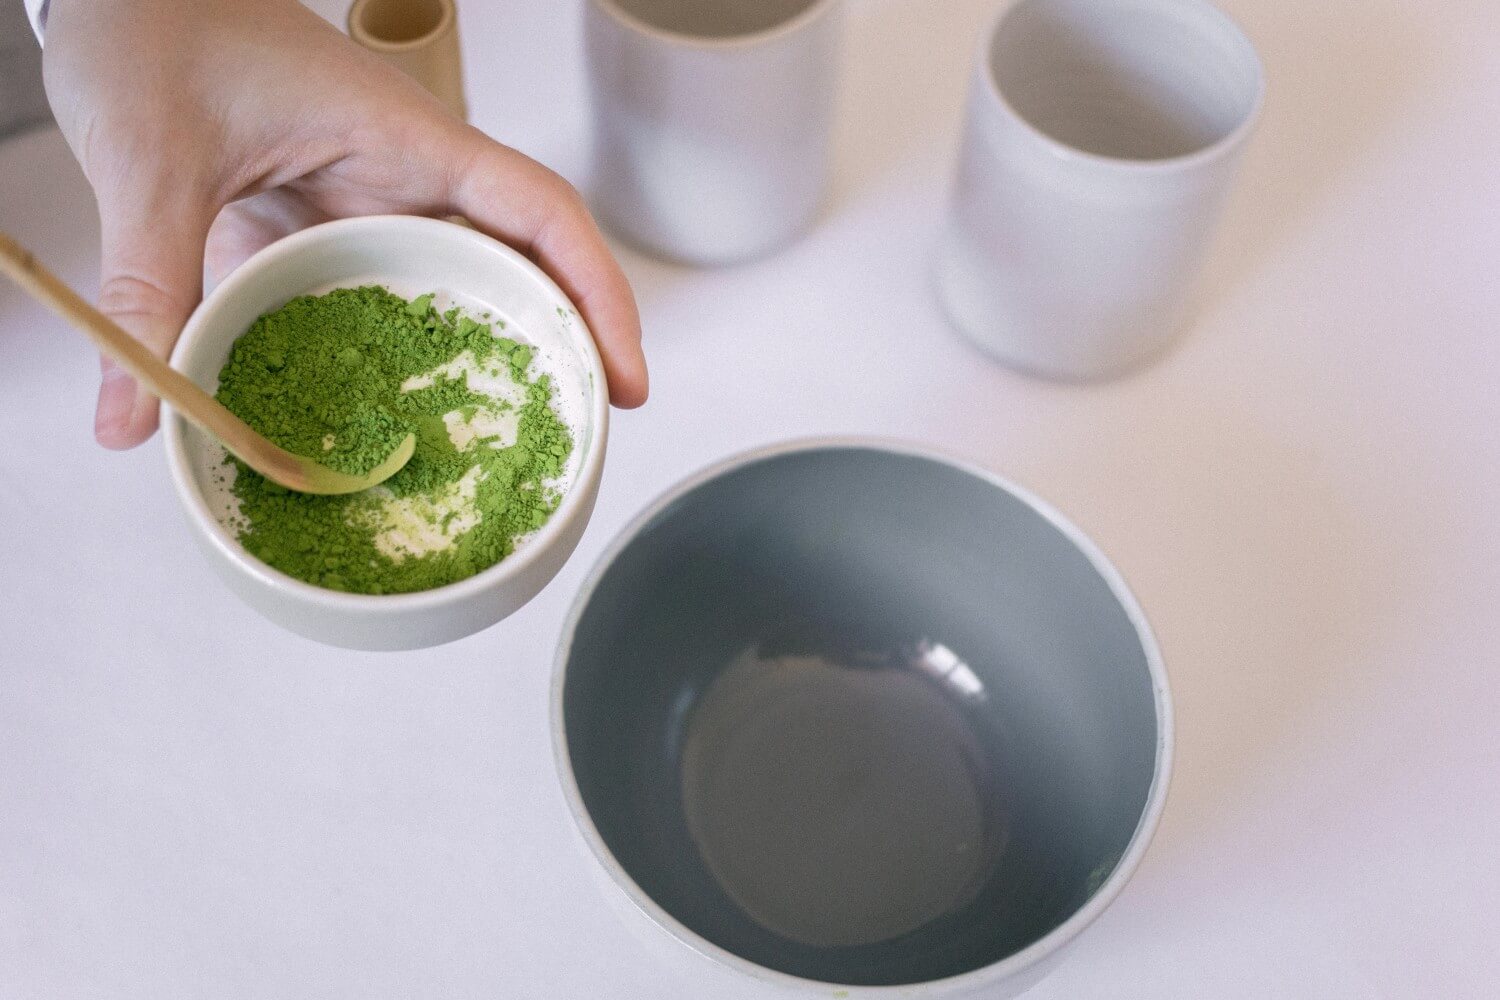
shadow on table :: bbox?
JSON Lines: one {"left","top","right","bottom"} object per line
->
{"left": 599, "top": 0, "right": 1001, "bottom": 345}
{"left": 831, "top": 0, "right": 1440, "bottom": 337}
{"left": 1201, "top": 1, "right": 1438, "bottom": 308}
{"left": 993, "top": 380, "right": 1431, "bottom": 856}
{"left": 828, "top": 0, "right": 996, "bottom": 211}
{"left": 601, "top": 234, "right": 699, "bottom": 311}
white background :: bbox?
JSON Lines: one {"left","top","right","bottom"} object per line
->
{"left": 2, "top": 0, "right": 1497, "bottom": 996}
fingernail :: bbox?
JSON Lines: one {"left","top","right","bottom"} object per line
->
{"left": 130, "top": 384, "right": 162, "bottom": 435}
{"left": 95, "top": 368, "right": 137, "bottom": 445}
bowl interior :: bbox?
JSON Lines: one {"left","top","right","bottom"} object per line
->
{"left": 562, "top": 446, "right": 1163, "bottom": 986}
{"left": 168, "top": 217, "right": 603, "bottom": 598}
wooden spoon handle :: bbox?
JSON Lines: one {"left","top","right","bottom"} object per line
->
{"left": 0, "top": 230, "right": 292, "bottom": 471}
{"left": 1, "top": 231, "right": 419, "bottom": 495}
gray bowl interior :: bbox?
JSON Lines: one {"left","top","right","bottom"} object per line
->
{"left": 562, "top": 447, "right": 1160, "bottom": 986}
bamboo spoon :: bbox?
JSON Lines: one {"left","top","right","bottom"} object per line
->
{"left": 0, "top": 231, "right": 414, "bottom": 495}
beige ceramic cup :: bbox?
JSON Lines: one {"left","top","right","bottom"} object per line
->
{"left": 348, "top": 0, "right": 468, "bottom": 121}
{"left": 585, "top": 0, "right": 842, "bottom": 266}
{"left": 934, "top": 0, "right": 1264, "bottom": 380}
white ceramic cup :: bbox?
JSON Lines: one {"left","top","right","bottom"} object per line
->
{"left": 163, "top": 217, "right": 609, "bottom": 651}
{"left": 584, "top": 0, "right": 842, "bottom": 266}
{"left": 934, "top": 0, "right": 1264, "bottom": 380}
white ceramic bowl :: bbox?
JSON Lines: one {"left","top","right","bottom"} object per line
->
{"left": 163, "top": 216, "right": 609, "bottom": 650}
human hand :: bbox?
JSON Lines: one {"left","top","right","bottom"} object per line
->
{"left": 43, "top": 0, "right": 648, "bottom": 449}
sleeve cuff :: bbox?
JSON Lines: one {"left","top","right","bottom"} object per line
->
{"left": 24, "top": 0, "right": 49, "bottom": 42}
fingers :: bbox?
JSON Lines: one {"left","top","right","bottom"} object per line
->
{"left": 450, "top": 140, "right": 649, "bottom": 408}
{"left": 93, "top": 190, "right": 216, "bottom": 449}
{"left": 206, "top": 193, "right": 332, "bottom": 286}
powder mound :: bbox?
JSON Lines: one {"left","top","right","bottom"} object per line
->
{"left": 214, "top": 286, "right": 574, "bottom": 595}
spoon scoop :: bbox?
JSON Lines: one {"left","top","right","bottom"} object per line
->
{"left": 0, "top": 231, "right": 414, "bottom": 495}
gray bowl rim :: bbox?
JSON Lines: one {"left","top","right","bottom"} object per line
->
{"left": 550, "top": 436, "right": 1174, "bottom": 994}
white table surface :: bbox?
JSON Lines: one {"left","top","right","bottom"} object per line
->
{"left": 2, "top": 0, "right": 1497, "bottom": 996}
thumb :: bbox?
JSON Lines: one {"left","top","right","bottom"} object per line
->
{"left": 93, "top": 192, "right": 215, "bottom": 449}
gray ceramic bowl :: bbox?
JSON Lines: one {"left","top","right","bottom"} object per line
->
{"left": 552, "top": 440, "right": 1171, "bottom": 996}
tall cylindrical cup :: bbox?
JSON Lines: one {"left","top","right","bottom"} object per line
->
{"left": 585, "top": 0, "right": 842, "bottom": 266}
{"left": 935, "top": 0, "right": 1264, "bottom": 380}
{"left": 348, "top": 0, "right": 468, "bottom": 121}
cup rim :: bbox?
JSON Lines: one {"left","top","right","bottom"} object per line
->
{"left": 162, "top": 215, "right": 610, "bottom": 614}
{"left": 551, "top": 436, "right": 1174, "bottom": 994}
{"left": 587, "top": 0, "right": 840, "bottom": 50}
{"left": 347, "top": 0, "right": 455, "bottom": 52}
{"left": 976, "top": 0, "right": 1266, "bottom": 173}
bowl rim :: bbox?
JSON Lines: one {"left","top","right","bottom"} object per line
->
{"left": 550, "top": 436, "right": 1174, "bottom": 993}
{"left": 162, "top": 214, "right": 611, "bottom": 612}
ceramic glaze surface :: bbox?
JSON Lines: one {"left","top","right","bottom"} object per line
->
{"left": 680, "top": 646, "right": 997, "bottom": 951}
{"left": 557, "top": 443, "right": 1170, "bottom": 992}
{"left": 584, "top": 0, "right": 841, "bottom": 265}
{"left": 934, "top": 0, "right": 1263, "bottom": 380}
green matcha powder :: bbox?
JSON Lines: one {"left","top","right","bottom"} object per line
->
{"left": 213, "top": 286, "right": 573, "bottom": 595}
